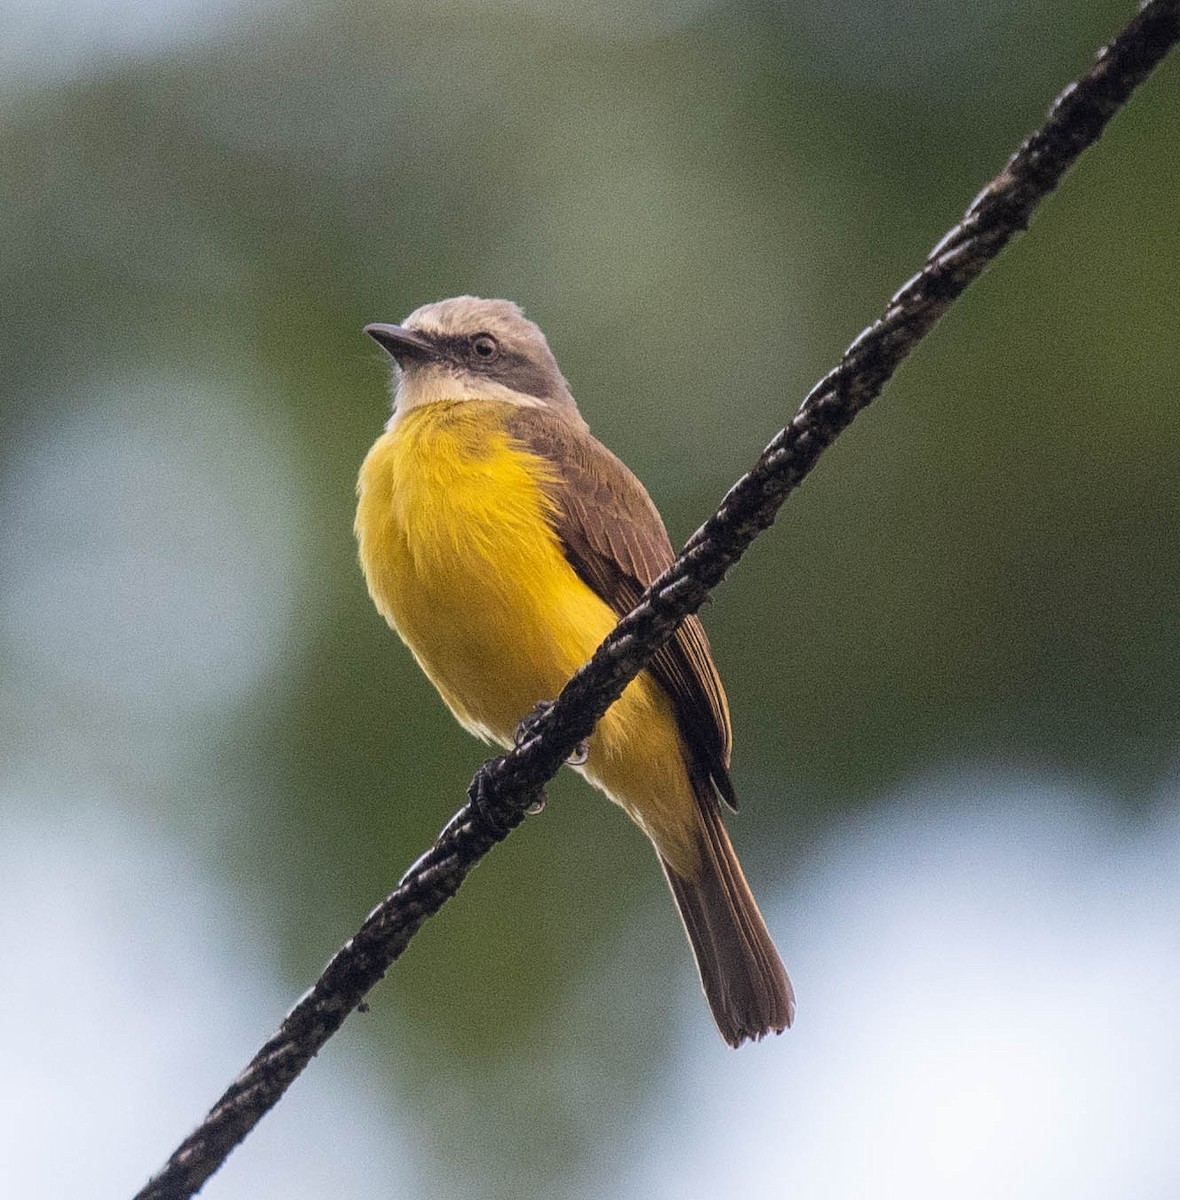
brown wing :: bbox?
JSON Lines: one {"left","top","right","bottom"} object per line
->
{"left": 506, "top": 407, "right": 737, "bottom": 809}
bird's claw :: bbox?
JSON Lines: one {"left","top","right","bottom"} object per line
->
{"left": 513, "top": 701, "right": 590, "bottom": 767}
{"left": 513, "top": 700, "right": 554, "bottom": 747}
{"left": 467, "top": 768, "right": 547, "bottom": 833}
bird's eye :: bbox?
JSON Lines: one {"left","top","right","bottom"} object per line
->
{"left": 470, "top": 333, "right": 499, "bottom": 361}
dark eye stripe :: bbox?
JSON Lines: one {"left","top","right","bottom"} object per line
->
{"left": 421, "top": 332, "right": 559, "bottom": 402}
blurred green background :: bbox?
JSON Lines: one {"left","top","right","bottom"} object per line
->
{"left": 2, "top": 1, "right": 1179, "bottom": 1196}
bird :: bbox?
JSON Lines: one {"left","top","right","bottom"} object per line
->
{"left": 354, "top": 296, "right": 794, "bottom": 1046}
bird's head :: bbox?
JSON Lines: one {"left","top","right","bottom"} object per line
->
{"left": 366, "top": 296, "right": 579, "bottom": 420}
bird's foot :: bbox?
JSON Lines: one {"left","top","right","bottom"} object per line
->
{"left": 466, "top": 766, "right": 546, "bottom": 835}
{"left": 513, "top": 701, "right": 589, "bottom": 767}
{"left": 513, "top": 700, "right": 554, "bottom": 747}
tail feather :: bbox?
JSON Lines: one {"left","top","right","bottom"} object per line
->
{"left": 660, "top": 782, "right": 795, "bottom": 1047}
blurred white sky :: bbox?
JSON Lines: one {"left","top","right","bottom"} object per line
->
{"left": 0, "top": 794, "right": 423, "bottom": 1198}
{"left": 0, "top": 369, "right": 308, "bottom": 821}
{"left": 1, "top": 375, "right": 304, "bottom": 713}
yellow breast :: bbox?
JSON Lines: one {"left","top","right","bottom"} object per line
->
{"left": 355, "top": 399, "right": 613, "bottom": 741}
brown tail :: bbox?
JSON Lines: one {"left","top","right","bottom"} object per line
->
{"left": 659, "top": 787, "right": 795, "bottom": 1047}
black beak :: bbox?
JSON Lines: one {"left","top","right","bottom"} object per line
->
{"left": 364, "top": 323, "right": 439, "bottom": 365}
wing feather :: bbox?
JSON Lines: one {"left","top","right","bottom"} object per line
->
{"left": 506, "top": 407, "right": 737, "bottom": 808}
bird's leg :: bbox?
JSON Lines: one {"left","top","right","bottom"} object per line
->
{"left": 465, "top": 766, "right": 545, "bottom": 832}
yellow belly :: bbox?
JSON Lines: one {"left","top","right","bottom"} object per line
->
{"left": 354, "top": 399, "right": 699, "bottom": 873}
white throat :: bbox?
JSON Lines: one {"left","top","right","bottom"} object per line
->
{"left": 389, "top": 364, "right": 548, "bottom": 425}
